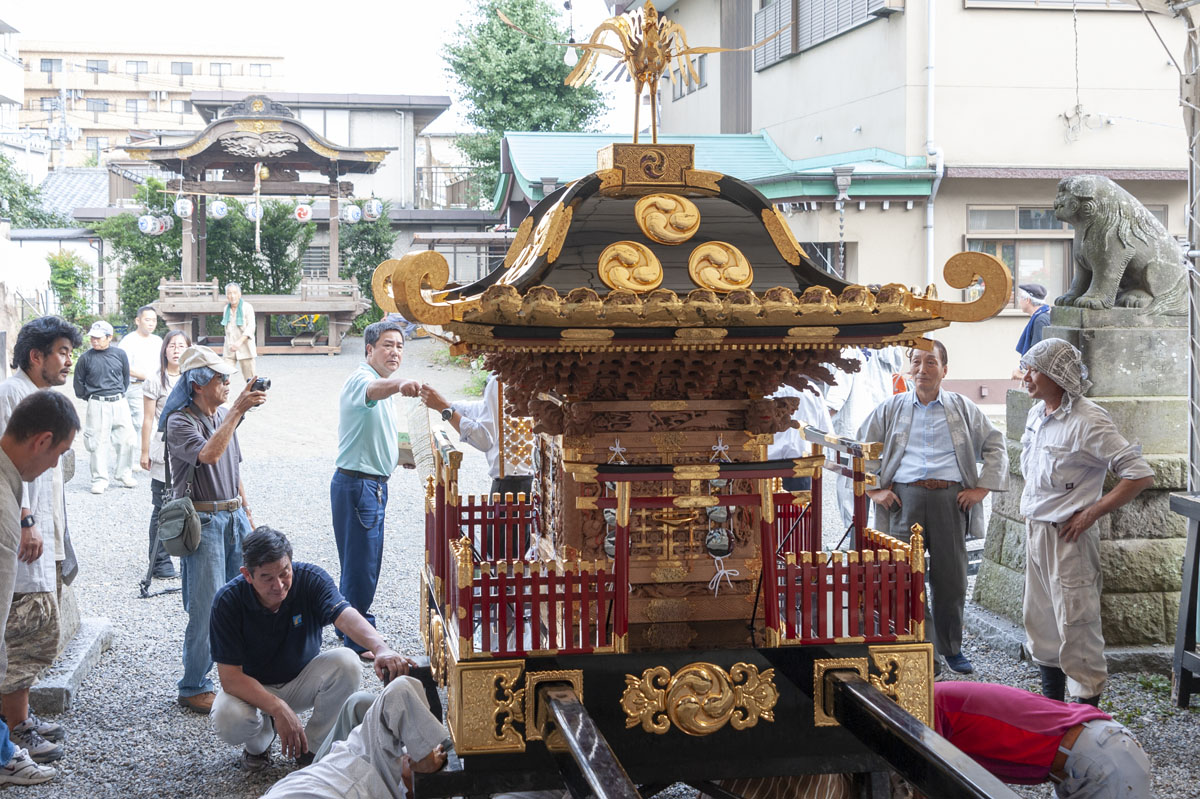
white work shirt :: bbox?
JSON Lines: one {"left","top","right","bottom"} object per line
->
{"left": 119, "top": 331, "right": 163, "bottom": 382}
{"left": 0, "top": 370, "right": 59, "bottom": 592}
{"left": 892, "top": 390, "right": 963, "bottom": 484}
{"left": 767, "top": 384, "right": 834, "bottom": 459}
{"left": 450, "top": 376, "right": 531, "bottom": 480}
{"left": 1019, "top": 394, "right": 1153, "bottom": 523}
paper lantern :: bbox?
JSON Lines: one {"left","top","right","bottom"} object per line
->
{"left": 137, "top": 215, "right": 156, "bottom": 234}
{"left": 209, "top": 199, "right": 228, "bottom": 220}
{"left": 244, "top": 202, "right": 263, "bottom": 222}
{"left": 293, "top": 203, "right": 313, "bottom": 223}
{"left": 363, "top": 198, "right": 383, "bottom": 222}
{"left": 173, "top": 197, "right": 193, "bottom": 218}
{"left": 341, "top": 204, "right": 362, "bottom": 224}
{"left": 160, "top": 215, "right": 175, "bottom": 232}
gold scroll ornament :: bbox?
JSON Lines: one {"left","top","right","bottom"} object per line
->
{"left": 635, "top": 194, "right": 701, "bottom": 244}
{"left": 688, "top": 241, "right": 753, "bottom": 292}
{"left": 621, "top": 662, "right": 778, "bottom": 736}
{"left": 599, "top": 241, "right": 664, "bottom": 293}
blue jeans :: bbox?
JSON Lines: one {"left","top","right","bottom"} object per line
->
{"left": 178, "top": 507, "right": 249, "bottom": 697}
{"left": 0, "top": 717, "right": 12, "bottom": 764}
{"left": 330, "top": 472, "right": 387, "bottom": 653}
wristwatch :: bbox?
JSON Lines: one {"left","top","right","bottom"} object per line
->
{"left": 441, "top": 407, "right": 455, "bottom": 421}
{"left": 20, "top": 515, "right": 35, "bottom": 529}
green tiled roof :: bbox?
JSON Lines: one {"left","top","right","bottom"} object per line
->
{"left": 502, "top": 131, "right": 934, "bottom": 204}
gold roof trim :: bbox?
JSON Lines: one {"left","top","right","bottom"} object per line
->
{"left": 374, "top": 250, "right": 1010, "bottom": 330}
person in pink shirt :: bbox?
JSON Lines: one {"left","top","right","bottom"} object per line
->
{"left": 935, "top": 681, "right": 1150, "bottom": 798}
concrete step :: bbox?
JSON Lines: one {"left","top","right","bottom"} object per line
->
{"left": 30, "top": 617, "right": 113, "bottom": 715}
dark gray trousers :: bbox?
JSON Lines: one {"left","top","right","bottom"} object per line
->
{"left": 889, "top": 482, "right": 968, "bottom": 659}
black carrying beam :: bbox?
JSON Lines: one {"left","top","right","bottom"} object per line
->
{"left": 1169, "top": 492, "right": 1200, "bottom": 707}
{"left": 826, "top": 671, "right": 1020, "bottom": 799}
{"left": 538, "top": 683, "right": 642, "bottom": 799}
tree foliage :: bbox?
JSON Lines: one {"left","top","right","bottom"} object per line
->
{"left": 47, "top": 249, "right": 92, "bottom": 322}
{"left": 445, "top": 0, "right": 606, "bottom": 203}
{"left": 0, "top": 153, "right": 70, "bottom": 228}
{"left": 96, "top": 178, "right": 317, "bottom": 320}
{"left": 339, "top": 200, "right": 399, "bottom": 304}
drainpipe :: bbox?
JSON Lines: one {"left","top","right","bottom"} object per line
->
{"left": 925, "top": 0, "right": 944, "bottom": 289}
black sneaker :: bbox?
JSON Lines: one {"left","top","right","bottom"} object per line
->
{"left": 239, "top": 747, "right": 271, "bottom": 773}
{"left": 945, "top": 654, "right": 975, "bottom": 674}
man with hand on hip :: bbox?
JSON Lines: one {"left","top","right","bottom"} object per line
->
{"left": 73, "top": 320, "right": 135, "bottom": 493}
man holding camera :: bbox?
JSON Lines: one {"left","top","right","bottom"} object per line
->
{"left": 331, "top": 321, "right": 419, "bottom": 657}
{"left": 163, "top": 346, "right": 266, "bottom": 714}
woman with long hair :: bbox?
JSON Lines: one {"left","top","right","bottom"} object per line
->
{"left": 140, "top": 329, "right": 190, "bottom": 583}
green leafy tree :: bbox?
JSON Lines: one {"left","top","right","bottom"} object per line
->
{"left": 0, "top": 153, "right": 70, "bottom": 228}
{"left": 47, "top": 249, "right": 93, "bottom": 322}
{"left": 339, "top": 200, "right": 399, "bottom": 304}
{"left": 445, "top": 0, "right": 605, "bottom": 204}
{"left": 97, "top": 180, "right": 317, "bottom": 318}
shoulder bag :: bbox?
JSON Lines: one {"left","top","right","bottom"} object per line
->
{"left": 157, "top": 409, "right": 212, "bottom": 558}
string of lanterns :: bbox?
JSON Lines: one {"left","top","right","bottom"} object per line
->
{"left": 136, "top": 195, "right": 383, "bottom": 236}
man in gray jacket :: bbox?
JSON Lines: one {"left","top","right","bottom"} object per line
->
{"left": 859, "top": 341, "right": 1008, "bottom": 675}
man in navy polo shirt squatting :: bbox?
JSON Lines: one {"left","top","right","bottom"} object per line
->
{"left": 209, "top": 526, "right": 414, "bottom": 772}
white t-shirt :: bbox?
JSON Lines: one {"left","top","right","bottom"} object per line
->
{"left": 119, "top": 331, "right": 163, "bottom": 382}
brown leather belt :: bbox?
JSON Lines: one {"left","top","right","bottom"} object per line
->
{"left": 1049, "top": 722, "right": 1086, "bottom": 783}
{"left": 898, "top": 479, "right": 959, "bottom": 491}
{"left": 192, "top": 498, "right": 242, "bottom": 512}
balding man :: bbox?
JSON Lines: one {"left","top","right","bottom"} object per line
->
{"left": 1019, "top": 338, "right": 1153, "bottom": 706}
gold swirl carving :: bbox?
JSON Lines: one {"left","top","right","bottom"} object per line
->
{"left": 688, "top": 242, "right": 753, "bottom": 293}
{"left": 599, "top": 241, "right": 664, "bottom": 293}
{"left": 493, "top": 672, "right": 526, "bottom": 742}
{"left": 377, "top": 252, "right": 455, "bottom": 326}
{"left": 371, "top": 261, "right": 398, "bottom": 314}
{"left": 428, "top": 612, "right": 446, "bottom": 686}
{"left": 912, "top": 251, "right": 1013, "bottom": 322}
{"left": 635, "top": 194, "right": 700, "bottom": 245}
{"left": 869, "top": 644, "right": 934, "bottom": 727}
{"left": 620, "top": 662, "right": 778, "bottom": 736}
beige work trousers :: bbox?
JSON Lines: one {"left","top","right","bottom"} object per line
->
{"left": 224, "top": 356, "right": 255, "bottom": 385}
{"left": 83, "top": 395, "right": 135, "bottom": 485}
{"left": 1023, "top": 519, "right": 1107, "bottom": 699}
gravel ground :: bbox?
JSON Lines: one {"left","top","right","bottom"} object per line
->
{"left": 29, "top": 337, "right": 1200, "bottom": 799}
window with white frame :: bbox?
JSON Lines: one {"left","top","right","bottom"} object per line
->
{"left": 125, "top": 60, "right": 148, "bottom": 75}
{"left": 85, "top": 98, "right": 108, "bottom": 112}
{"left": 965, "top": 205, "right": 1072, "bottom": 308}
{"left": 249, "top": 63, "right": 272, "bottom": 77}
{"left": 172, "top": 100, "right": 193, "bottom": 114}
{"left": 39, "top": 58, "right": 62, "bottom": 73}
{"left": 40, "top": 97, "right": 55, "bottom": 111}
{"left": 126, "top": 98, "right": 148, "bottom": 113}
{"left": 210, "top": 62, "right": 232, "bottom": 76}
{"left": 86, "top": 136, "right": 109, "bottom": 151}
{"left": 170, "top": 61, "right": 193, "bottom": 76}
{"left": 86, "top": 59, "right": 108, "bottom": 74}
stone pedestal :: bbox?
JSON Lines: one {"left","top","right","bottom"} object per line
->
{"left": 974, "top": 307, "right": 1188, "bottom": 650}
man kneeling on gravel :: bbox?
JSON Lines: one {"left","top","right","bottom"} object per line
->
{"left": 210, "top": 526, "right": 413, "bottom": 771}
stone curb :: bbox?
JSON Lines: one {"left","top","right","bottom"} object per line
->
{"left": 963, "top": 603, "right": 1174, "bottom": 676}
{"left": 30, "top": 617, "right": 114, "bottom": 715}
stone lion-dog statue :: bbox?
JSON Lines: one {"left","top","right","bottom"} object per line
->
{"left": 1053, "top": 175, "right": 1187, "bottom": 315}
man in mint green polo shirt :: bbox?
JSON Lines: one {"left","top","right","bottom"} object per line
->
{"left": 331, "top": 321, "right": 419, "bottom": 655}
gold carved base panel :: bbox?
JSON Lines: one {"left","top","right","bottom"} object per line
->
{"left": 811, "top": 643, "right": 934, "bottom": 729}
{"left": 620, "top": 662, "right": 778, "bottom": 736}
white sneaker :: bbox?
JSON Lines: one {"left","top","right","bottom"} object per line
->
{"left": 90, "top": 481, "right": 108, "bottom": 495}
{"left": 9, "top": 724, "right": 63, "bottom": 763}
{"left": 116, "top": 475, "right": 137, "bottom": 488}
{"left": 0, "top": 748, "right": 55, "bottom": 785}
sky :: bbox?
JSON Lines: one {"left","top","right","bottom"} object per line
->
{"left": 7, "top": 0, "right": 634, "bottom": 134}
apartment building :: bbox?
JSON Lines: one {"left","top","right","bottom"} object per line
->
{"left": 18, "top": 41, "right": 282, "bottom": 166}
{"left": 601, "top": 0, "right": 1189, "bottom": 397}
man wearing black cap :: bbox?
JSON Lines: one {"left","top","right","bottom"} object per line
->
{"left": 1015, "top": 283, "right": 1050, "bottom": 357}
